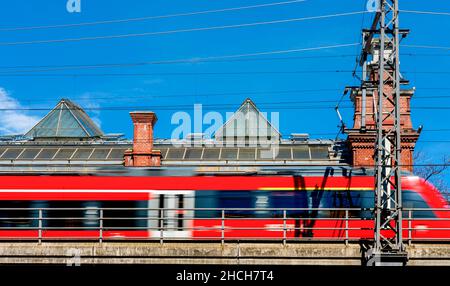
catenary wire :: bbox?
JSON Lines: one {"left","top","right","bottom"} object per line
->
{"left": 0, "top": 12, "right": 366, "bottom": 46}
{"left": 0, "top": 0, "right": 307, "bottom": 32}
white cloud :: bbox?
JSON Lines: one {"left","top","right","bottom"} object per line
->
{"left": 0, "top": 88, "right": 40, "bottom": 135}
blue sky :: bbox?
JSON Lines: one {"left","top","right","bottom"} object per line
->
{"left": 0, "top": 0, "right": 449, "bottom": 179}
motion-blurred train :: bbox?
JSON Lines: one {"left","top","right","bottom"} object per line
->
{"left": 0, "top": 168, "right": 448, "bottom": 241}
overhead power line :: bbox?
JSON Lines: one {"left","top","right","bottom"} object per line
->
{"left": 0, "top": 54, "right": 358, "bottom": 72}
{"left": 1, "top": 104, "right": 450, "bottom": 112}
{"left": 0, "top": 88, "right": 344, "bottom": 104}
{"left": 0, "top": 0, "right": 307, "bottom": 32}
{"left": 0, "top": 12, "right": 366, "bottom": 46}
{"left": 3, "top": 69, "right": 450, "bottom": 77}
{"left": 0, "top": 70, "right": 354, "bottom": 77}
{"left": 403, "top": 44, "right": 450, "bottom": 51}
{"left": 0, "top": 91, "right": 447, "bottom": 104}
{"left": 401, "top": 10, "right": 450, "bottom": 17}
{"left": 0, "top": 45, "right": 360, "bottom": 69}
{"left": 0, "top": 104, "right": 352, "bottom": 112}
{"left": 0, "top": 52, "right": 444, "bottom": 73}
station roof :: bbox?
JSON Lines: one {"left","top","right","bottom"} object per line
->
{"left": 25, "top": 99, "right": 104, "bottom": 139}
{"left": 0, "top": 97, "right": 349, "bottom": 173}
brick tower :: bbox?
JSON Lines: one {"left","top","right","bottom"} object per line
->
{"left": 346, "top": 40, "right": 420, "bottom": 172}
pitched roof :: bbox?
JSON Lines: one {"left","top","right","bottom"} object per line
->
{"left": 25, "top": 99, "right": 103, "bottom": 139}
{"left": 214, "top": 98, "right": 281, "bottom": 140}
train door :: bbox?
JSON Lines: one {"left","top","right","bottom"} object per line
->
{"left": 148, "top": 191, "right": 194, "bottom": 239}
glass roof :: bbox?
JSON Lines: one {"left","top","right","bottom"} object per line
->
{"left": 0, "top": 147, "right": 127, "bottom": 161}
{"left": 25, "top": 99, "right": 104, "bottom": 139}
{"left": 214, "top": 98, "right": 281, "bottom": 141}
{"left": 0, "top": 145, "right": 331, "bottom": 162}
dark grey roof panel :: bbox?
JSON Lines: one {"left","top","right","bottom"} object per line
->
{"left": 72, "top": 148, "right": 94, "bottom": 160}
{"left": 18, "top": 148, "right": 42, "bottom": 160}
{"left": 221, "top": 148, "right": 238, "bottom": 160}
{"left": 54, "top": 149, "right": 76, "bottom": 160}
{"left": 310, "top": 146, "right": 330, "bottom": 160}
{"left": 166, "top": 148, "right": 185, "bottom": 159}
{"left": 293, "top": 146, "right": 310, "bottom": 160}
{"left": 239, "top": 148, "right": 256, "bottom": 160}
{"left": 202, "top": 148, "right": 220, "bottom": 160}
{"left": 108, "top": 148, "right": 127, "bottom": 160}
{"left": 1, "top": 148, "right": 23, "bottom": 159}
{"left": 185, "top": 148, "right": 203, "bottom": 160}
{"left": 36, "top": 149, "right": 58, "bottom": 160}
{"left": 275, "top": 148, "right": 293, "bottom": 160}
{"left": 90, "top": 149, "right": 111, "bottom": 160}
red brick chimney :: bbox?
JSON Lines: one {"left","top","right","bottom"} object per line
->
{"left": 124, "top": 111, "right": 161, "bottom": 167}
{"left": 346, "top": 40, "right": 420, "bottom": 172}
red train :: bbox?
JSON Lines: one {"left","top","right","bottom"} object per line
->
{"left": 0, "top": 173, "right": 448, "bottom": 241}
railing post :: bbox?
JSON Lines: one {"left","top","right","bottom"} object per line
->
{"left": 221, "top": 210, "right": 225, "bottom": 245}
{"left": 345, "top": 210, "right": 349, "bottom": 245}
{"left": 160, "top": 208, "right": 164, "bottom": 245}
{"left": 38, "top": 208, "right": 42, "bottom": 244}
{"left": 99, "top": 209, "right": 103, "bottom": 244}
{"left": 408, "top": 210, "right": 412, "bottom": 246}
{"left": 283, "top": 210, "right": 287, "bottom": 245}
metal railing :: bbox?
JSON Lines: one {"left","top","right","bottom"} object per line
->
{"left": 0, "top": 207, "right": 449, "bottom": 243}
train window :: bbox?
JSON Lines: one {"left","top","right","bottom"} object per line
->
{"left": 17, "top": 148, "right": 41, "bottom": 160}
{"left": 44, "top": 202, "right": 85, "bottom": 228}
{"left": 221, "top": 148, "right": 238, "bottom": 160}
{"left": 184, "top": 148, "right": 203, "bottom": 160}
{"left": 218, "top": 191, "right": 253, "bottom": 217}
{"left": 202, "top": 149, "right": 220, "bottom": 160}
{"left": 238, "top": 148, "right": 256, "bottom": 160}
{"left": 275, "top": 148, "right": 292, "bottom": 160}
{"left": 1, "top": 148, "right": 23, "bottom": 160}
{"left": 103, "top": 201, "right": 147, "bottom": 229}
{"left": 292, "top": 146, "right": 310, "bottom": 160}
{"left": 176, "top": 194, "right": 184, "bottom": 230}
{"left": 194, "top": 191, "right": 219, "bottom": 218}
{"left": 54, "top": 148, "right": 76, "bottom": 160}
{"left": 329, "top": 191, "right": 362, "bottom": 218}
{"left": 310, "top": 145, "right": 329, "bottom": 160}
{"left": 72, "top": 148, "right": 94, "bottom": 160}
{"left": 166, "top": 148, "right": 186, "bottom": 159}
{"left": 271, "top": 192, "right": 309, "bottom": 218}
{"left": 403, "top": 191, "right": 435, "bottom": 218}
{"left": 35, "top": 148, "right": 58, "bottom": 160}
{"left": 355, "top": 191, "right": 374, "bottom": 219}
{"left": 0, "top": 201, "right": 34, "bottom": 228}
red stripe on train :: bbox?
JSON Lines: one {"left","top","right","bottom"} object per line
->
{"left": 0, "top": 176, "right": 373, "bottom": 190}
{"left": 0, "top": 192, "right": 151, "bottom": 201}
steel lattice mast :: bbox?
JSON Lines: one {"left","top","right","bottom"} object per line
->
{"left": 358, "top": 0, "right": 408, "bottom": 265}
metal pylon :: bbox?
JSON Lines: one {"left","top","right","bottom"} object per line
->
{"left": 359, "top": 0, "right": 408, "bottom": 266}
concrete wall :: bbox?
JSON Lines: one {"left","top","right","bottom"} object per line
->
{"left": 0, "top": 242, "right": 448, "bottom": 266}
